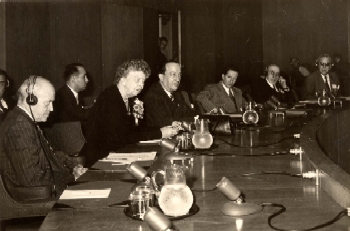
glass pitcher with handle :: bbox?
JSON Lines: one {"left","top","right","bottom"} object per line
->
{"left": 151, "top": 164, "right": 193, "bottom": 217}
{"left": 192, "top": 118, "right": 213, "bottom": 149}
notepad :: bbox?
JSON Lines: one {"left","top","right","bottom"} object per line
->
{"left": 298, "top": 100, "right": 318, "bottom": 104}
{"left": 100, "top": 152, "right": 157, "bottom": 163}
{"left": 60, "top": 189, "right": 111, "bottom": 199}
{"left": 228, "top": 113, "right": 243, "bottom": 118}
{"left": 139, "top": 139, "right": 161, "bottom": 144}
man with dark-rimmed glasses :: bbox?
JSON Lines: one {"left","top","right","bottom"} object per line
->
{"left": 302, "top": 54, "right": 340, "bottom": 100}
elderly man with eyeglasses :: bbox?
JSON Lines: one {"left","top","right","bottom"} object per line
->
{"left": 251, "top": 64, "right": 293, "bottom": 109}
{"left": 142, "top": 61, "right": 197, "bottom": 128}
{"left": 302, "top": 54, "right": 340, "bottom": 100}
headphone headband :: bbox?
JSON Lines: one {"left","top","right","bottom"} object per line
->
{"left": 26, "top": 75, "right": 38, "bottom": 106}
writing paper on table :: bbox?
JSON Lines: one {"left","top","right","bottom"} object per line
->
{"left": 138, "top": 139, "right": 161, "bottom": 144}
{"left": 60, "top": 188, "right": 111, "bottom": 199}
{"left": 99, "top": 152, "right": 157, "bottom": 163}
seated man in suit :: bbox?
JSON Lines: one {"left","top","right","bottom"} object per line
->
{"left": 143, "top": 61, "right": 197, "bottom": 128}
{"left": 302, "top": 54, "right": 340, "bottom": 100}
{"left": 251, "top": 64, "right": 292, "bottom": 109}
{"left": 54, "top": 63, "right": 90, "bottom": 123}
{"left": 0, "top": 76, "right": 86, "bottom": 199}
{"left": 196, "top": 66, "right": 246, "bottom": 113}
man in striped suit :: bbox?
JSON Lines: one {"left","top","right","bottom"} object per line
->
{"left": 0, "top": 77, "right": 86, "bottom": 199}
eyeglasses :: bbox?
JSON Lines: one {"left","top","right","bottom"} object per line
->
{"left": 268, "top": 71, "right": 280, "bottom": 77}
{"left": 169, "top": 71, "right": 181, "bottom": 79}
{"left": 319, "top": 62, "right": 331, "bottom": 68}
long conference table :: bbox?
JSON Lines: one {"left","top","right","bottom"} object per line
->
{"left": 38, "top": 102, "right": 350, "bottom": 231}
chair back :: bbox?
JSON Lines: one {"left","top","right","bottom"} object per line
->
{"left": 0, "top": 171, "right": 55, "bottom": 220}
{"left": 42, "top": 121, "right": 86, "bottom": 154}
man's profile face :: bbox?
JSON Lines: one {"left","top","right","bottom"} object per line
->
{"left": 160, "top": 63, "right": 181, "bottom": 93}
{"left": 222, "top": 70, "right": 238, "bottom": 89}
{"left": 31, "top": 85, "right": 55, "bottom": 122}
{"left": 73, "top": 66, "right": 88, "bottom": 92}
{"left": 318, "top": 57, "right": 332, "bottom": 75}
{"left": 0, "top": 75, "right": 6, "bottom": 99}
{"left": 266, "top": 65, "right": 280, "bottom": 85}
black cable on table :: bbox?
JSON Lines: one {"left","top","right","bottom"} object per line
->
{"left": 261, "top": 203, "right": 347, "bottom": 231}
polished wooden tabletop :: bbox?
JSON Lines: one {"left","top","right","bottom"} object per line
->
{"left": 38, "top": 108, "right": 350, "bottom": 231}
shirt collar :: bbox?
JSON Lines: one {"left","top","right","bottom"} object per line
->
{"left": 67, "top": 84, "right": 79, "bottom": 99}
{"left": 0, "top": 99, "right": 8, "bottom": 111}
{"left": 17, "top": 105, "right": 34, "bottom": 121}
{"left": 161, "top": 84, "right": 173, "bottom": 98}
{"left": 266, "top": 78, "right": 275, "bottom": 89}
{"left": 221, "top": 82, "right": 231, "bottom": 95}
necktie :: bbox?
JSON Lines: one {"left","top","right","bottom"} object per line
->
{"left": 323, "top": 75, "right": 331, "bottom": 92}
{"left": 169, "top": 94, "right": 174, "bottom": 102}
{"left": 229, "top": 90, "right": 238, "bottom": 111}
{"left": 75, "top": 95, "right": 79, "bottom": 105}
{"left": 36, "top": 125, "right": 55, "bottom": 153}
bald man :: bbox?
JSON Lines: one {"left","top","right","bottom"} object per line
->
{"left": 0, "top": 76, "right": 85, "bottom": 200}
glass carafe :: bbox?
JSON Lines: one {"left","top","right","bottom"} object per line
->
{"left": 242, "top": 102, "right": 259, "bottom": 124}
{"left": 192, "top": 119, "right": 213, "bottom": 149}
{"left": 317, "top": 89, "right": 331, "bottom": 106}
{"left": 151, "top": 164, "right": 193, "bottom": 217}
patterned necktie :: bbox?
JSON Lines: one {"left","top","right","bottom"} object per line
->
{"left": 229, "top": 90, "right": 238, "bottom": 111}
{"left": 323, "top": 75, "right": 331, "bottom": 92}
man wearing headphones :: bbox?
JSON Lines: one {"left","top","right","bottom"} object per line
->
{"left": 302, "top": 54, "right": 340, "bottom": 100}
{"left": 0, "top": 76, "right": 86, "bottom": 200}
{"left": 251, "top": 64, "right": 293, "bottom": 109}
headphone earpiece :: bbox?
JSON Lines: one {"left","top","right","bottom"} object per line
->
{"left": 26, "top": 75, "right": 38, "bottom": 106}
{"left": 315, "top": 56, "right": 334, "bottom": 67}
{"left": 264, "top": 67, "right": 268, "bottom": 76}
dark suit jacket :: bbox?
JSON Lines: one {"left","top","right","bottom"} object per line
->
{"left": 302, "top": 70, "right": 340, "bottom": 100}
{"left": 251, "top": 77, "right": 290, "bottom": 104}
{"left": 54, "top": 84, "right": 90, "bottom": 122}
{"left": 142, "top": 82, "right": 197, "bottom": 128}
{"left": 196, "top": 81, "right": 246, "bottom": 113}
{"left": 81, "top": 84, "right": 162, "bottom": 167}
{"left": 0, "top": 107, "right": 76, "bottom": 197}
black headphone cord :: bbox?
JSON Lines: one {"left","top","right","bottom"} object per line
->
{"left": 28, "top": 105, "right": 57, "bottom": 198}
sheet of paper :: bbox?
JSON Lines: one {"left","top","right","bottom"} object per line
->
{"left": 298, "top": 100, "right": 318, "bottom": 104}
{"left": 100, "top": 151, "right": 157, "bottom": 163}
{"left": 228, "top": 113, "right": 243, "bottom": 118}
{"left": 340, "top": 96, "right": 350, "bottom": 101}
{"left": 139, "top": 139, "right": 161, "bottom": 144}
{"left": 60, "top": 188, "right": 111, "bottom": 199}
